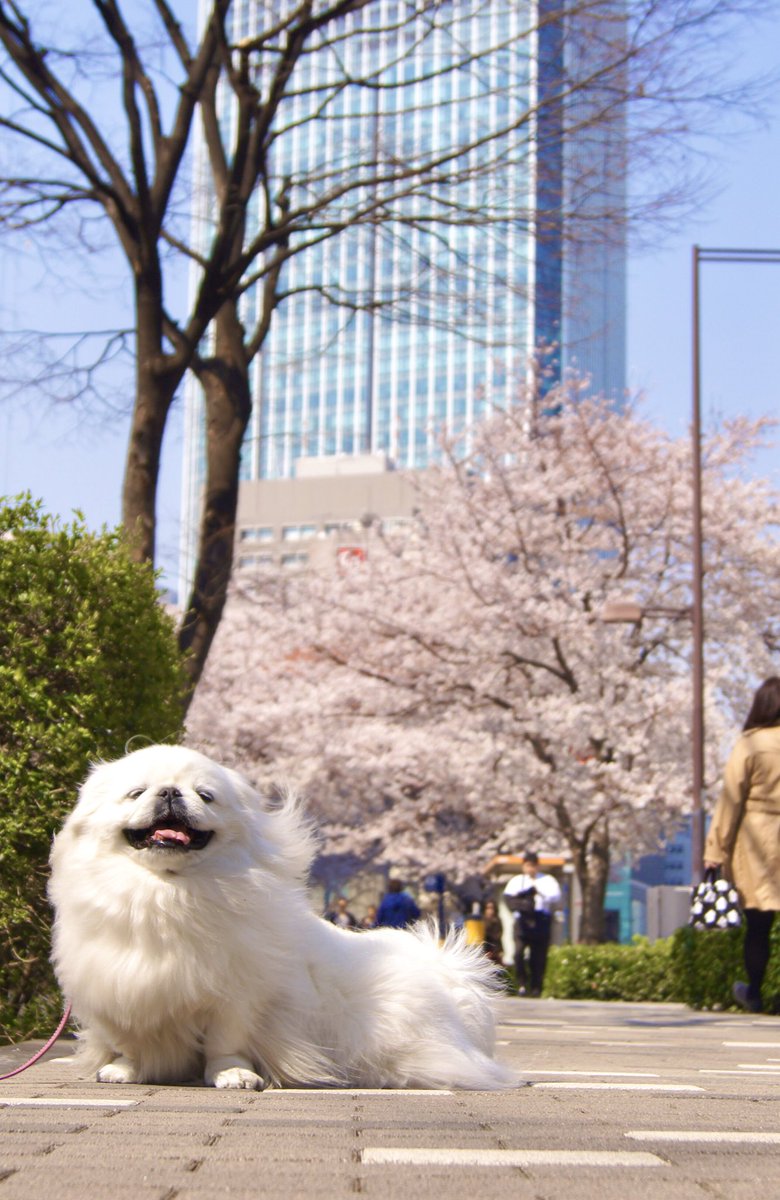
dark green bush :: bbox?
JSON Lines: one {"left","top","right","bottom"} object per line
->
{"left": 667, "top": 925, "right": 744, "bottom": 1009}
{"left": 544, "top": 936, "right": 679, "bottom": 1003}
{"left": 0, "top": 496, "right": 185, "bottom": 1041}
{"left": 669, "top": 922, "right": 780, "bottom": 1013}
{"left": 541, "top": 924, "right": 780, "bottom": 1013}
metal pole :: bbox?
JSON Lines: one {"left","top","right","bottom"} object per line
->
{"left": 689, "top": 246, "right": 780, "bottom": 884}
{"left": 690, "top": 246, "right": 705, "bottom": 882}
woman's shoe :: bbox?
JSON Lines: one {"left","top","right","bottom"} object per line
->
{"left": 733, "top": 981, "right": 762, "bottom": 1013}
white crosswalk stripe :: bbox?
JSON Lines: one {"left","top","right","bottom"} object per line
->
{"left": 362, "top": 1148, "right": 665, "bottom": 1167}
{"left": 0, "top": 1097, "right": 138, "bottom": 1108}
{"left": 627, "top": 1130, "right": 780, "bottom": 1144}
{"left": 533, "top": 1081, "right": 702, "bottom": 1091}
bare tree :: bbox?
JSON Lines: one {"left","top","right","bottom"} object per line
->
{"left": 0, "top": 0, "right": 768, "bottom": 706}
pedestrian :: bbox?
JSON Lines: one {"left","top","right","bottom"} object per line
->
{"left": 704, "top": 675, "right": 780, "bottom": 1013}
{"left": 325, "top": 896, "right": 359, "bottom": 930}
{"left": 503, "top": 851, "right": 561, "bottom": 997}
{"left": 375, "top": 879, "right": 421, "bottom": 929}
{"left": 481, "top": 899, "right": 505, "bottom": 965}
{"left": 360, "top": 904, "right": 378, "bottom": 929}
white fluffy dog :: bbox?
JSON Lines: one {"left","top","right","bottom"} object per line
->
{"left": 48, "top": 745, "right": 516, "bottom": 1091}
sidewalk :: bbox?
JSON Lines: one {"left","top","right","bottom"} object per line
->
{"left": 2, "top": 996, "right": 779, "bottom": 1198}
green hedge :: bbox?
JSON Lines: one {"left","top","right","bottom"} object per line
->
{"left": 1, "top": 496, "right": 185, "bottom": 1042}
{"left": 667, "top": 926, "right": 745, "bottom": 1009}
{"left": 544, "top": 937, "right": 679, "bottom": 1003}
{"left": 540, "top": 924, "right": 780, "bottom": 1013}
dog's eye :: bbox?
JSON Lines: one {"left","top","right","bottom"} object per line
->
{"left": 196, "top": 789, "right": 215, "bottom": 804}
{"left": 127, "top": 787, "right": 146, "bottom": 800}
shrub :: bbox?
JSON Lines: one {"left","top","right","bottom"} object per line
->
{"left": 0, "top": 496, "right": 185, "bottom": 1041}
{"left": 544, "top": 936, "right": 679, "bottom": 1002}
{"left": 667, "top": 925, "right": 744, "bottom": 1009}
{"left": 670, "top": 922, "right": 780, "bottom": 1013}
{"left": 541, "top": 924, "right": 780, "bottom": 1013}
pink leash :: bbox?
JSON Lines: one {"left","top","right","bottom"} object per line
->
{"left": 0, "top": 1003, "right": 73, "bottom": 1081}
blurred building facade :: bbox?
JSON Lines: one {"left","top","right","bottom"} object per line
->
{"left": 604, "top": 820, "right": 695, "bottom": 943}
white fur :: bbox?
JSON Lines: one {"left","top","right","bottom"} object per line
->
{"left": 48, "top": 745, "right": 517, "bottom": 1090}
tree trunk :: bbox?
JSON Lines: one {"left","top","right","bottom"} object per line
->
{"left": 122, "top": 273, "right": 180, "bottom": 564}
{"left": 570, "top": 818, "right": 611, "bottom": 943}
{"left": 178, "top": 301, "right": 252, "bottom": 711}
{"left": 122, "top": 373, "right": 177, "bottom": 565}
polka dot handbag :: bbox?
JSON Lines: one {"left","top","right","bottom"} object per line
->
{"left": 689, "top": 869, "right": 742, "bottom": 931}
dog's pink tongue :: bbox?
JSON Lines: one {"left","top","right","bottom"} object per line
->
{"left": 152, "top": 828, "right": 191, "bottom": 845}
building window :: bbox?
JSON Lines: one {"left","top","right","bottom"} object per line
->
{"left": 381, "top": 517, "right": 412, "bottom": 534}
{"left": 238, "top": 553, "right": 275, "bottom": 569}
{"left": 324, "top": 520, "right": 361, "bottom": 535}
{"left": 282, "top": 524, "right": 318, "bottom": 541}
{"left": 239, "top": 526, "right": 274, "bottom": 542}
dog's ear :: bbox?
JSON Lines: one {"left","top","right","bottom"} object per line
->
{"left": 266, "top": 785, "right": 321, "bottom": 883}
{"left": 225, "top": 770, "right": 319, "bottom": 884}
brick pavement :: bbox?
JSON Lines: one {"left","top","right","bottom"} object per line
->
{"left": 2, "top": 997, "right": 780, "bottom": 1198}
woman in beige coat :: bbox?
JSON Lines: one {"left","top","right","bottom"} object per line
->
{"left": 704, "top": 676, "right": 780, "bottom": 1013}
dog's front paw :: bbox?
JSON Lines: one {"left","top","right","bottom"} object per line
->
{"left": 96, "top": 1058, "right": 138, "bottom": 1084}
{"left": 211, "top": 1066, "right": 266, "bottom": 1090}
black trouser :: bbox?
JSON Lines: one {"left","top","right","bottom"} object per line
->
{"left": 743, "top": 908, "right": 776, "bottom": 1007}
{"left": 514, "top": 912, "right": 552, "bottom": 996}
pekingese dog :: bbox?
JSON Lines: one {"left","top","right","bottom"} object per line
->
{"left": 48, "top": 744, "right": 516, "bottom": 1090}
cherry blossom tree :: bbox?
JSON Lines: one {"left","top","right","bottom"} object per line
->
{"left": 187, "top": 383, "right": 780, "bottom": 940}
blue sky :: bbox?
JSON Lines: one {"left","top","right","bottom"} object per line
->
{"left": 627, "top": 5, "right": 780, "bottom": 480}
{"left": 1, "top": 10, "right": 778, "bottom": 593}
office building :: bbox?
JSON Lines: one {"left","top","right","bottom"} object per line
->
{"left": 180, "top": 0, "right": 626, "bottom": 590}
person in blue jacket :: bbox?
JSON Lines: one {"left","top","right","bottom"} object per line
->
{"left": 376, "top": 878, "right": 421, "bottom": 928}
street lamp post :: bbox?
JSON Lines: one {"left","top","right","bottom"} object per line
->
{"left": 690, "top": 246, "right": 780, "bottom": 881}
{"left": 690, "top": 245, "right": 705, "bottom": 884}
{"left": 604, "top": 246, "right": 780, "bottom": 884}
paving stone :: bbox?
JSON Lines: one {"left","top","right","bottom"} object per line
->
{"left": 4, "top": 998, "right": 780, "bottom": 1199}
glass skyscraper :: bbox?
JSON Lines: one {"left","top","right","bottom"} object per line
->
{"left": 180, "top": 0, "right": 626, "bottom": 586}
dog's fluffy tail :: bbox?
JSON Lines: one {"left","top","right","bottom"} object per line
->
{"left": 398, "top": 923, "right": 522, "bottom": 1090}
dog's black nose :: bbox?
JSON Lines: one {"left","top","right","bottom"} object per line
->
{"left": 157, "top": 786, "right": 183, "bottom": 804}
